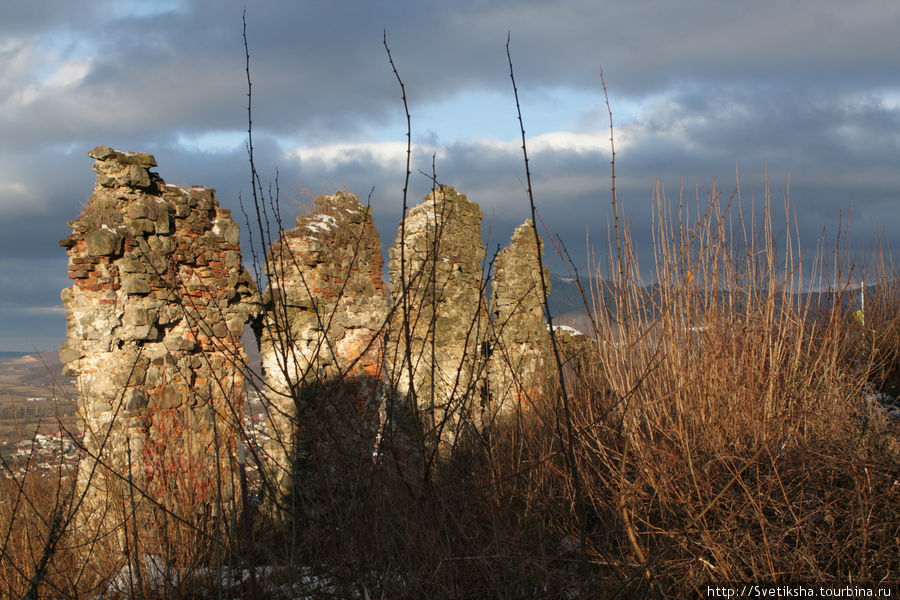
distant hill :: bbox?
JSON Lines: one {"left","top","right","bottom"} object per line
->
{"left": 0, "top": 352, "right": 77, "bottom": 443}
{"left": 0, "top": 351, "right": 74, "bottom": 401}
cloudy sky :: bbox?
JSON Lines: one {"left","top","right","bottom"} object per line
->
{"left": 1, "top": 1, "right": 898, "bottom": 352}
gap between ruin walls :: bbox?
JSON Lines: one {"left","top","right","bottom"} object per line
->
{"left": 60, "top": 146, "right": 552, "bottom": 530}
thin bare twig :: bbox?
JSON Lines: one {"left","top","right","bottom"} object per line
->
{"left": 506, "top": 32, "right": 585, "bottom": 552}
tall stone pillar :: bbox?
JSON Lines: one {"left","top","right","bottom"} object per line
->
{"left": 257, "top": 191, "right": 386, "bottom": 515}
{"left": 60, "top": 146, "right": 259, "bottom": 547}
{"left": 387, "top": 185, "right": 487, "bottom": 455}
{"left": 488, "top": 220, "right": 549, "bottom": 419}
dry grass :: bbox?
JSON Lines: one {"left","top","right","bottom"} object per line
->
{"left": 4, "top": 178, "right": 900, "bottom": 598}
{"left": 5, "top": 181, "right": 900, "bottom": 599}
{"left": 561, "top": 183, "right": 900, "bottom": 595}
{"left": 8, "top": 35, "right": 900, "bottom": 592}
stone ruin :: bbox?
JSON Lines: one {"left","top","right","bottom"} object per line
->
{"left": 257, "top": 190, "right": 386, "bottom": 513}
{"left": 487, "top": 220, "right": 550, "bottom": 417}
{"left": 60, "top": 146, "right": 259, "bottom": 539}
{"left": 387, "top": 186, "right": 488, "bottom": 454}
{"left": 61, "top": 148, "right": 551, "bottom": 536}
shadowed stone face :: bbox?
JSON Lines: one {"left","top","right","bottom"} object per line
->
{"left": 256, "top": 191, "right": 387, "bottom": 514}
{"left": 60, "top": 146, "right": 260, "bottom": 540}
{"left": 387, "top": 185, "right": 488, "bottom": 453}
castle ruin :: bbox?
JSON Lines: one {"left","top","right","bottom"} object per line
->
{"left": 61, "top": 148, "right": 550, "bottom": 540}
{"left": 60, "top": 146, "right": 259, "bottom": 539}
{"left": 256, "top": 190, "right": 387, "bottom": 517}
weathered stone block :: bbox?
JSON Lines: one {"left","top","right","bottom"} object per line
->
{"left": 154, "top": 212, "right": 171, "bottom": 234}
{"left": 121, "top": 276, "right": 151, "bottom": 295}
{"left": 88, "top": 145, "right": 117, "bottom": 160}
{"left": 58, "top": 342, "right": 81, "bottom": 366}
{"left": 123, "top": 153, "right": 157, "bottom": 168}
{"left": 126, "top": 203, "right": 149, "bottom": 219}
{"left": 148, "top": 235, "right": 173, "bottom": 253}
{"left": 130, "top": 218, "right": 155, "bottom": 235}
{"left": 122, "top": 305, "right": 156, "bottom": 326}
{"left": 118, "top": 256, "right": 146, "bottom": 273}
{"left": 224, "top": 251, "right": 240, "bottom": 269}
{"left": 157, "top": 386, "right": 185, "bottom": 409}
{"left": 145, "top": 367, "right": 162, "bottom": 387}
{"left": 127, "top": 165, "right": 152, "bottom": 188}
{"left": 214, "top": 212, "right": 241, "bottom": 244}
{"left": 124, "top": 388, "right": 148, "bottom": 411}
{"left": 85, "top": 228, "right": 122, "bottom": 256}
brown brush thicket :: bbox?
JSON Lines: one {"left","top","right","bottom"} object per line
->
{"left": 3, "top": 170, "right": 899, "bottom": 600}
{"left": 1, "top": 31, "right": 898, "bottom": 600}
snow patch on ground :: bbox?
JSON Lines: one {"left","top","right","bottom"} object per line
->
{"left": 103, "top": 556, "right": 399, "bottom": 599}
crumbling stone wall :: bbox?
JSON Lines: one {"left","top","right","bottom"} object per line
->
{"left": 387, "top": 185, "right": 487, "bottom": 453}
{"left": 488, "top": 220, "right": 550, "bottom": 418}
{"left": 60, "top": 145, "right": 555, "bottom": 545}
{"left": 256, "top": 191, "right": 386, "bottom": 512}
{"left": 60, "top": 146, "right": 259, "bottom": 539}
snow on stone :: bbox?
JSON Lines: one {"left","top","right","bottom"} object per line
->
{"left": 304, "top": 213, "right": 338, "bottom": 234}
{"left": 550, "top": 324, "right": 583, "bottom": 336}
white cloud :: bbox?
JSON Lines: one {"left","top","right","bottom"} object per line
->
{"left": 286, "top": 141, "right": 430, "bottom": 172}
{"left": 0, "top": 182, "right": 27, "bottom": 196}
{"left": 882, "top": 91, "right": 900, "bottom": 110}
{"left": 285, "top": 130, "right": 614, "bottom": 174}
{"left": 41, "top": 59, "right": 91, "bottom": 88}
{"left": 15, "top": 305, "right": 66, "bottom": 315}
{"left": 0, "top": 36, "right": 93, "bottom": 111}
{"left": 176, "top": 130, "right": 246, "bottom": 154}
{"left": 0, "top": 180, "right": 46, "bottom": 217}
{"left": 527, "top": 131, "right": 611, "bottom": 155}
{"left": 16, "top": 58, "right": 92, "bottom": 108}
{"left": 105, "top": 0, "right": 186, "bottom": 21}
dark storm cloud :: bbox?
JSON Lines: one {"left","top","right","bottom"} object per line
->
{"left": 8, "top": 0, "right": 898, "bottom": 147}
{"left": 0, "top": 0, "right": 898, "bottom": 350}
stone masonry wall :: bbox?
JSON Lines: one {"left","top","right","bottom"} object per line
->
{"left": 60, "top": 146, "right": 259, "bottom": 539}
{"left": 61, "top": 147, "right": 553, "bottom": 542}
{"left": 488, "top": 219, "right": 550, "bottom": 418}
{"left": 257, "top": 191, "right": 386, "bottom": 513}
{"left": 387, "top": 185, "right": 487, "bottom": 453}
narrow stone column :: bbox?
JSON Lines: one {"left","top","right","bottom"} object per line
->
{"left": 60, "top": 146, "right": 259, "bottom": 545}
{"left": 488, "top": 220, "right": 550, "bottom": 420}
{"left": 387, "top": 185, "right": 487, "bottom": 455}
{"left": 257, "top": 191, "right": 386, "bottom": 515}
